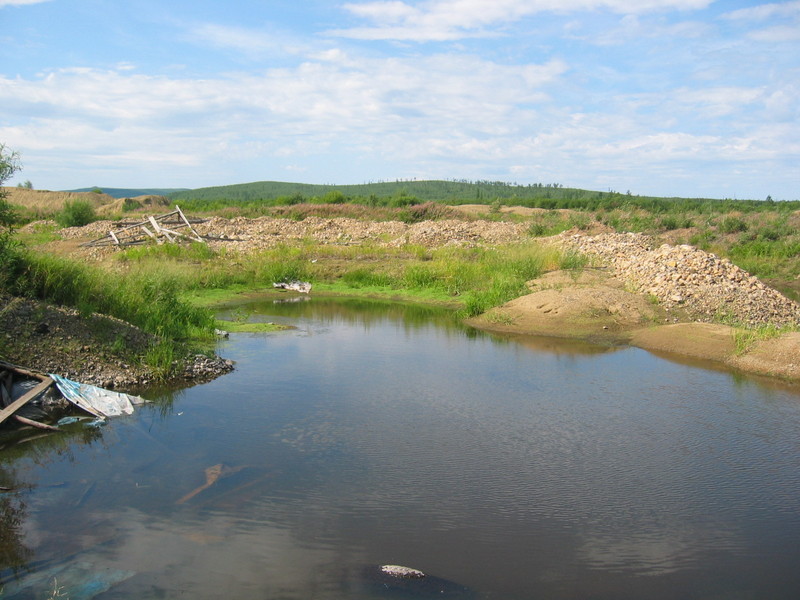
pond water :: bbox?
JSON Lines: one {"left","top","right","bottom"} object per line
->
{"left": 2, "top": 296, "right": 800, "bottom": 599}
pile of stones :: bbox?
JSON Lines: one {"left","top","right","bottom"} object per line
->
{"left": 561, "top": 232, "right": 800, "bottom": 328}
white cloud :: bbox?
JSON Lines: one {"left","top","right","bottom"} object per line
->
{"left": 187, "top": 23, "right": 311, "bottom": 58}
{"left": 723, "top": 0, "right": 800, "bottom": 21}
{"left": 0, "top": 0, "right": 50, "bottom": 6}
{"left": 2, "top": 22, "right": 797, "bottom": 196}
{"left": 332, "top": 0, "right": 713, "bottom": 41}
{"left": 0, "top": 54, "right": 566, "bottom": 185}
{"left": 721, "top": 1, "right": 800, "bottom": 43}
{"left": 747, "top": 25, "right": 800, "bottom": 42}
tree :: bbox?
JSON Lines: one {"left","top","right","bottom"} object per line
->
{"left": 0, "top": 144, "right": 22, "bottom": 287}
{"left": 0, "top": 143, "right": 22, "bottom": 230}
{"left": 17, "top": 180, "right": 32, "bottom": 189}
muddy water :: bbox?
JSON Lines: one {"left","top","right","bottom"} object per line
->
{"left": 2, "top": 296, "right": 800, "bottom": 599}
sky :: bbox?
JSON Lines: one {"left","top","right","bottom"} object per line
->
{"left": 1, "top": 0, "right": 798, "bottom": 199}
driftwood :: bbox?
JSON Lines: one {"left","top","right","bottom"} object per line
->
{"left": 13, "top": 414, "right": 60, "bottom": 431}
{"left": 83, "top": 205, "right": 205, "bottom": 248}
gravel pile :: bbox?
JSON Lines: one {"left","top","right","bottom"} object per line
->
{"left": 561, "top": 232, "right": 800, "bottom": 327}
{"left": 56, "top": 215, "right": 529, "bottom": 254}
{"left": 195, "top": 216, "right": 528, "bottom": 251}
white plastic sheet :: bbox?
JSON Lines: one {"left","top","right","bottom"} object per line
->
{"left": 50, "top": 374, "right": 144, "bottom": 418}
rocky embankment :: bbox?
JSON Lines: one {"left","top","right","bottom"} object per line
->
{"left": 560, "top": 232, "right": 800, "bottom": 328}
{"left": 0, "top": 293, "right": 233, "bottom": 390}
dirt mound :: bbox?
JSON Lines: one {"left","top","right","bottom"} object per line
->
{"left": 453, "top": 204, "right": 567, "bottom": 217}
{"left": 468, "top": 269, "right": 671, "bottom": 340}
{"left": 730, "top": 332, "right": 800, "bottom": 380}
{"left": 3, "top": 187, "right": 117, "bottom": 213}
{"left": 94, "top": 195, "right": 171, "bottom": 216}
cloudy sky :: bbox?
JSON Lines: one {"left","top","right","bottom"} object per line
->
{"left": 1, "top": 0, "right": 798, "bottom": 199}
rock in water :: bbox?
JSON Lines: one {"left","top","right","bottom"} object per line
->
{"left": 381, "top": 564, "right": 426, "bottom": 578}
{"left": 360, "top": 564, "right": 474, "bottom": 598}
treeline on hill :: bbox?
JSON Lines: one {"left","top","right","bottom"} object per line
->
{"left": 168, "top": 179, "right": 799, "bottom": 215}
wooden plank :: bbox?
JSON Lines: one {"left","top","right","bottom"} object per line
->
{"left": 140, "top": 225, "right": 158, "bottom": 242}
{"left": 0, "top": 377, "right": 53, "bottom": 426}
{"left": 176, "top": 205, "right": 204, "bottom": 242}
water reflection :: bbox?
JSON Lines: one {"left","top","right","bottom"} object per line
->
{"left": 1, "top": 296, "right": 800, "bottom": 599}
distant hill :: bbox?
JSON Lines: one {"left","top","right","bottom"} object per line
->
{"left": 67, "top": 187, "right": 189, "bottom": 199}
{"left": 166, "top": 180, "right": 613, "bottom": 204}
{"left": 166, "top": 179, "right": 760, "bottom": 210}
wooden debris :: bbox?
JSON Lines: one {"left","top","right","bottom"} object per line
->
{"left": 82, "top": 205, "right": 205, "bottom": 248}
{"left": 176, "top": 463, "right": 247, "bottom": 505}
{"left": 13, "top": 414, "right": 60, "bottom": 431}
{"left": 0, "top": 376, "right": 53, "bottom": 427}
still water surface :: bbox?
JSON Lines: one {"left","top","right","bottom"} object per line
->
{"left": 2, "top": 297, "right": 800, "bottom": 599}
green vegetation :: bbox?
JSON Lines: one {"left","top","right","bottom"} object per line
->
{"left": 161, "top": 180, "right": 799, "bottom": 294}
{"left": 7, "top": 250, "right": 214, "bottom": 338}
{"left": 168, "top": 179, "right": 799, "bottom": 213}
{"left": 733, "top": 323, "right": 794, "bottom": 356}
{"left": 4, "top": 155, "right": 800, "bottom": 380}
{"left": 111, "top": 239, "right": 580, "bottom": 320}
{"left": 0, "top": 144, "right": 22, "bottom": 288}
{"left": 55, "top": 200, "right": 97, "bottom": 227}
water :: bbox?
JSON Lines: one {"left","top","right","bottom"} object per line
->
{"left": 2, "top": 296, "right": 800, "bottom": 599}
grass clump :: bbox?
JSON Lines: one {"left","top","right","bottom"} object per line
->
{"left": 733, "top": 323, "right": 796, "bottom": 356}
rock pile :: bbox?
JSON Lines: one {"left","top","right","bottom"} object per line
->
{"left": 561, "top": 232, "right": 800, "bottom": 327}
{"left": 56, "top": 215, "right": 529, "bottom": 256}
{"left": 195, "top": 216, "right": 528, "bottom": 251}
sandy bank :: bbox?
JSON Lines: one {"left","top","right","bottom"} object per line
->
{"left": 468, "top": 269, "right": 800, "bottom": 383}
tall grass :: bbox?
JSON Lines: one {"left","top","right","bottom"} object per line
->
{"left": 8, "top": 249, "right": 215, "bottom": 341}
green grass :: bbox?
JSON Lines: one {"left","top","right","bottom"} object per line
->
{"left": 733, "top": 323, "right": 797, "bottom": 356}
{"left": 108, "top": 235, "right": 580, "bottom": 320}
{"left": 3, "top": 248, "right": 217, "bottom": 377}
{"left": 214, "top": 319, "right": 288, "bottom": 333}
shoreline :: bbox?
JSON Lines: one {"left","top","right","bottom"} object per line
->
{"left": 466, "top": 283, "right": 800, "bottom": 385}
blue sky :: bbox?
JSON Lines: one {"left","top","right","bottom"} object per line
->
{"left": 1, "top": 0, "right": 798, "bottom": 199}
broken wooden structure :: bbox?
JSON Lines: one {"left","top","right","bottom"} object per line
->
{"left": 0, "top": 361, "right": 145, "bottom": 434}
{"left": 0, "top": 363, "right": 56, "bottom": 431}
{"left": 82, "top": 205, "right": 205, "bottom": 248}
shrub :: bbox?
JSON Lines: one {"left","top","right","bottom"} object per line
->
{"left": 718, "top": 216, "right": 748, "bottom": 234}
{"left": 57, "top": 201, "right": 97, "bottom": 227}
